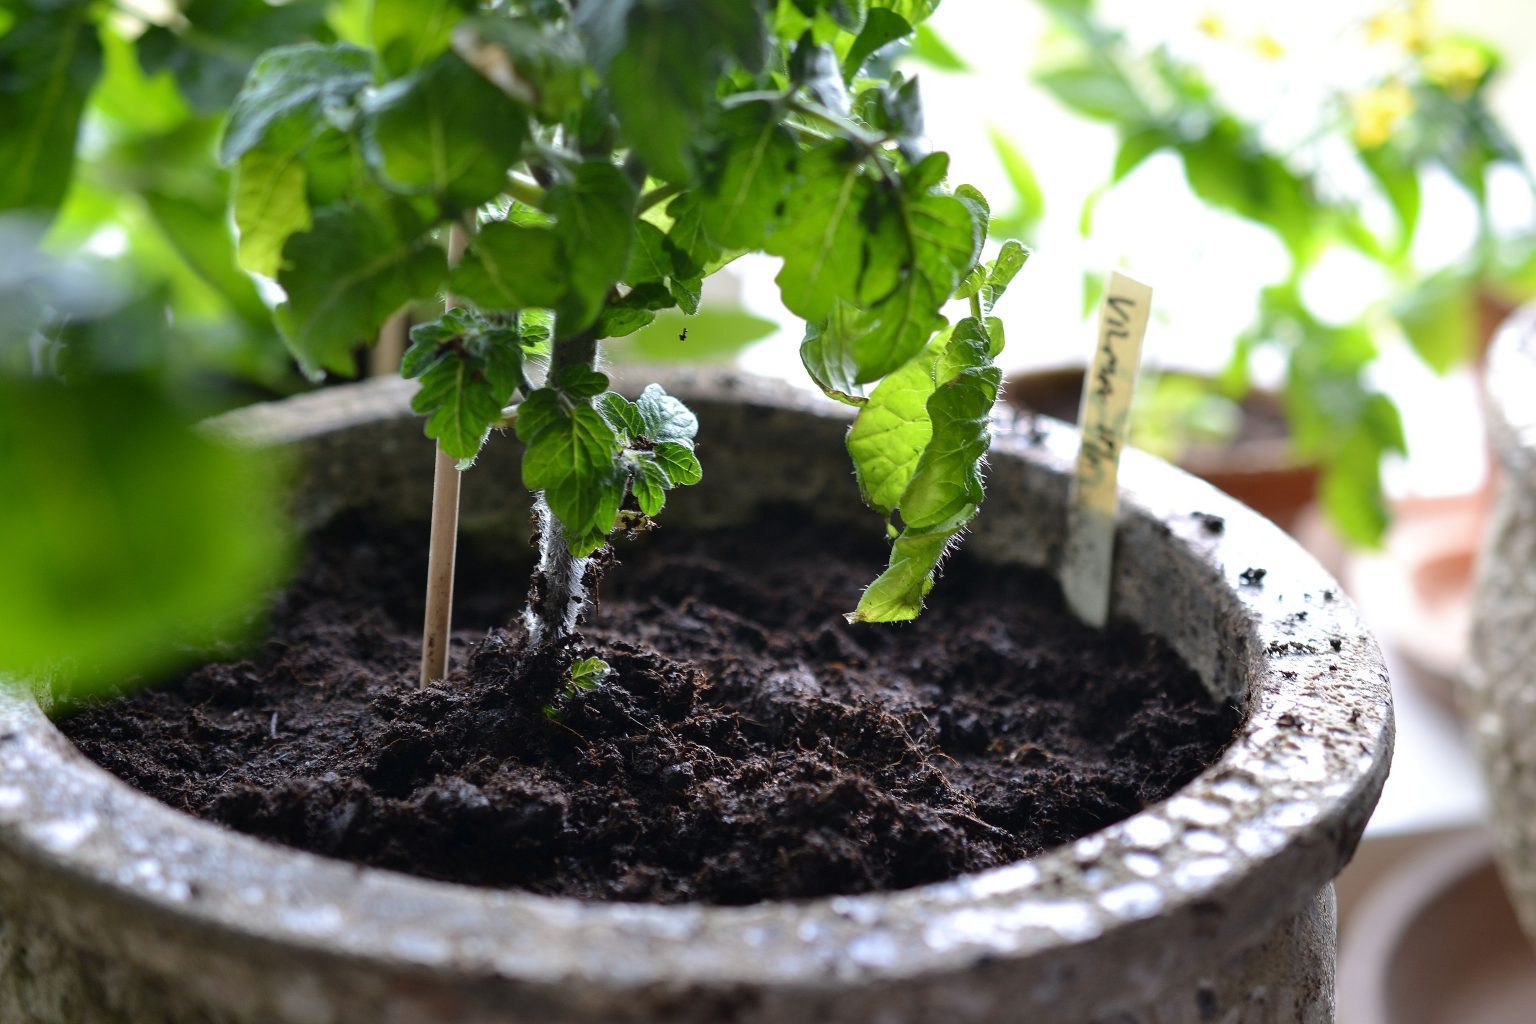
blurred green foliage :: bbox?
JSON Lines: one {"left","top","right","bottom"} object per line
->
{"left": 980, "top": 0, "right": 1535, "bottom": 544}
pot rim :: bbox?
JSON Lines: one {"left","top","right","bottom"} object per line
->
{"left": 0, "top": 373, "right": 1392, "bottom": 1001}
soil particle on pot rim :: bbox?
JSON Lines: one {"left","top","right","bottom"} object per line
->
{"left": 59, "top": 512, "right": 1240, "bottom": 906}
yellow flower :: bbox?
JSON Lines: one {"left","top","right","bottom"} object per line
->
{"left": 1349, "top": 79, "right": 1415, "bottom": 149}
{"left": 1252, "top": 32, "right": 1284, "bottom": 60}
{"left": 1367, "top": 9, "right": 1426, "bottom": 52}
{"left": 1197, "top": 12, "right": 1226, "bottom": 38}
{"left": 1422, "top": 38, "right": 1492, "bottom": 98}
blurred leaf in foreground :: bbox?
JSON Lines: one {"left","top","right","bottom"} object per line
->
{"left": 0, "top": 379, "right": 291, "bottom": 698}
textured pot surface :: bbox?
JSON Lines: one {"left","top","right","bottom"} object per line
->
{"left": 1465, "top": 304, "right": 1536, "bottom": 947}
{"left": 0, "top": 373, "right": 1392, "bottom": 1023}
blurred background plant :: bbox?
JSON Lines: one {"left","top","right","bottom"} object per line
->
{"left": 903, "top": 0, "right": 1534, "bottom": 546}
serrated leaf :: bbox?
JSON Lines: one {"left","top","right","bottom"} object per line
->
{"left": 635, "top": 383, "right": 699, "bottom": 444}
{"left": 981, "top": 239, "right": 1029, "bottom": 315}
{"left": 847, "top": 342, "right": 942, "bottom": 513}
{"left": 556, "top": 365, "right": 609, "bottom": 399}
{"left": 845, "top": 530, "right": 949, "bottom": 623}
{"left": 0, "top": 4, "right": 102, "bottom": 218}
{"left": 670, "top": 276, "right": 702, "bottom": 315}
{"left": 568, "top": 656, "right": 610, "bottom": 690}
{"left": 653, "top": 441, "right": 702, "bottom": 486}
{"left": 849, "top": 316, "right": 999, "bottom": 622}
{"left": 362, "top": 51, "right": 529, "bottom": 211}
{"left": 275, "top": 203, "right": 447, "bottom": 376}
{"left": 664, "top": 192, "right": 725, "bottom": 276}
{"left": 517, "top": 393, "right": 625, "bottom": 555}
{"left": 598, "top": 392, "right": 645, "bottom": 442}
{"left": 403, "top": 308, "right": 525, "bottom": 459}
{"left": 632, "top": 455, "right": 670, "bottom": 515}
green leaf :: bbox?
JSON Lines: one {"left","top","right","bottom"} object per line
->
{"left": 567, "top": 655, "right": 610, "bottom": 690}
{"left": 653, "top": 440, "right": 702, "bottom": 485}
{"left": 598, "top": 392, "right": 645, "bottom": 442}
{"left": 1035, "top": 63, "right": 1148, "bottom": 123}
{"left": 848, "top": 316, "right": 1000, "bottom": 622}
{"left": 986, "top": 128, "right": 1044, "bottom": 237}
{"left": 631, "top": 456, "right": 670, "bottom": 515}
{"left": 603, "top": 0, "right": 769, "bottom": 183}
{"left": 555, "top": 364, "right": 609, "bottom": 399}
{"left": 1113, "top": 127, "right": 1168, "bottom": 182}
{"left": 275, "top": 203, "right": 448, "bottom": 377}
{"left": 624, "top": 221, "right": 674, "bottom": 286}
{"left": 635, "top": 382, "right": 699, "bottom": 444}
{"left": 699, "top": 100, "right": 799, "bottom": 251}
{"left": 233, "top": 148, "right": 311, "bottom": 278}
{"left": 362, "top": 50, "right": 529, "bottom": 211}
{"left": 981, "top": 239, "right": 1029, "bottom": 314}
{"left": 909, "top": 23, "right": 968, "bottom": 72}
{"left": 664, "top": 192, "right": 725, "bottom": 276}
{"left": 403, "top": 307, "right": 526, "bottom": 460}
{"left": 1391, "top": 271, "right": 1474, "bottom": 375}
{"left": 138, "top": 0, "right": 333, "bottom": 113}
{"left": 370, "top": 0, "right": 473, "bottom": 78}
{"left": 1359, "top": 144, "right": 1422, "bottom": 254}
{"left": 765, "top": 143, "right": 872, "bottom": 321}
{"left": 845, "top": 530, "right": 949, "bottom": 623}
{"left": 846, "top": 341, "right": 942, "bottom": 512}
{"left": 841, "top": 7, "right": 910, "bottom": 80}
{"left": 456, "top": 15, "right": 588, "bottom": 120}
{"left": 516, "top": 390, "right": 625, "bottom": 556}
{"left": 0, "top": 376, "right": 291, "bottom": 695}
{"left": 220, "top": 43, "right": 373, "bottom": 165}
{"left": 452, "top": 222, "right": 567, "bottom": 310}
{"left": 0, "top": 3, "right": 103, "bottom": 218}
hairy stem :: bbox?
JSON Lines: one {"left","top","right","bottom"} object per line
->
{"left": 522, "top": 328, "right": 600, "bottom": 647}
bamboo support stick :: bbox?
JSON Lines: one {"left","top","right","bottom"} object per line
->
{"left": 369, "top": 309, "right": 409, "bottom": 377}
{"left": 418, "top": 222, "right": 471, "bottom": 686}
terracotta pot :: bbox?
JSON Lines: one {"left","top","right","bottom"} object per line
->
{"left": 1463, "top": 303, "right": 1536, "bottom": 948}
{"left": 1338, "top": 832, "right": 1536, "bottom": 1024}
{"left": 0, "top": 372, "right": 1392, "bottom": 1022}
{"left": 1003, "top": 368, "right": 1319, "bottom": 534}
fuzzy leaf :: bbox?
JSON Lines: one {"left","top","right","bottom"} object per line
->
{"left": 635, "top": 383, "right": 699, "bottom": 444}
{"left": 517, "top": 390, "right": 626, "bottom": 556}
{"left": 846, "top": 341, "right": 942, "bottom": 513}
{"left": 371, "top": 0, "right": 474, "bottom": 77}
{"left": 404, "top": 308, "right": 525, "bottom": 460}
{"left": 362, "top": 51, "right": 529, "bottom": 212}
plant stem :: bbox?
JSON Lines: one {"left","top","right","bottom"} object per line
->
{"left": 418, "top": 221, "right": 472, "bottom": 687}
{"left": 521, "top": 329, "right": 599, "bottom": 648}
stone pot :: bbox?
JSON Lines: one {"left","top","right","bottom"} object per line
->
{"left": 1463, "top": 303, "right": 1536, "bottom": 947}
{"left": 0, "top": 372, "right": 1392, "bottom": 1023}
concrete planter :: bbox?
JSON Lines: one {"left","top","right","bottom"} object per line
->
{"left": 1464, "top": 304, "right": 1536, "bottom": 946}
{"left": 0, "top": 373, "right": 1391, "bottom": 1023}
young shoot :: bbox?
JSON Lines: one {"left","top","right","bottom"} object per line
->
{"left": 221, "top": 0, "right": 1029, "bottom": 683}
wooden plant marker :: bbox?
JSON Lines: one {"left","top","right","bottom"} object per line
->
{"left": 419, "top": 222, "right": 471, "bottom": 686}
{"left": 1061, "top": 271, "right": 1153, "bottom": 628}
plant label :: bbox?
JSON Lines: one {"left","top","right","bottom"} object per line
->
{"left": 1063, "top": 271, "right": 1152, "bottom": 627}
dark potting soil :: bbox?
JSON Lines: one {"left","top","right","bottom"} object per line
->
{"left": 58, "top": 512, "right": 1239, "bottom": 906}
